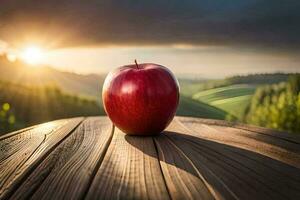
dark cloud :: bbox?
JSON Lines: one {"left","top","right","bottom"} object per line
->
{"left": 0, "top": 0, "right": 299, "bottom": 51}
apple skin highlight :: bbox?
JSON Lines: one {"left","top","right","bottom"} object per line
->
{"left": 102, "top": 63, "right": 179, "bottom": 136}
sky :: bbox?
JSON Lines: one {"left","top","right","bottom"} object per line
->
{"left": 0, "top": 0, "right": 299, "bottom": 78}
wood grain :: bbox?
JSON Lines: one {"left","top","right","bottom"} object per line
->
{"left": 0, "top": 119, "right": 68, "bottom": 141}
{"left": 0, "top": 117, "right": 83, "bottom": 199}
{"left": 10, "top": 117, "right": 113, "bottom": 200}
{"left": 86, "top": 127, "right": 170, "bottom": 200}
{"left": 1, "top": 116, "right": 299, "bottom": 200}
{"left": 169, "top": 118, "right": 300, "bottom": 200}
{"left": 178, "top": 117, "right": 300, "bottom": 144}
{"left": 154, "top": 134, "right": 215, "bottom": 200}
{"left": 178, "top": 117, "right": 300, "bottom": 169}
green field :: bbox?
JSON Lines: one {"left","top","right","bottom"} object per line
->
{"left": 192, "top": 84, "right": 256, "bottom": 119}
{"left": 177, "top": 95, "right": 227, "bottom": 120}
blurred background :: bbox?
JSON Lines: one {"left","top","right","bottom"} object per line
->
{"left": 0, "top": 0, "right": 299, "bottom": 135}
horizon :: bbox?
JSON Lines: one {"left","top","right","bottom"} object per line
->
{"left": 0, "top": 51, "right": 298, "bottom": 80}
{"left": 1, "top": 44, "right": 299, "bottom": 79}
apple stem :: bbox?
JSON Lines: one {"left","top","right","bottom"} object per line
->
{"left": 134, "top": 59, "right": 140, "bottom": 69}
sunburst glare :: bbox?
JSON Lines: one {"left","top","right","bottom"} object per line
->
{"left": 21, "top": 46, "right": 44, "bottom": 65}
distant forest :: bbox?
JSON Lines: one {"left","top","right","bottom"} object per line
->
{"left": 0, "top": 81, "right": 104, "bottom": 134}
{"left": 180, "top": 73, "right": 295, "bottom": 92}
{"left": 244, "top": 75, "right": 300, "bottom": 133}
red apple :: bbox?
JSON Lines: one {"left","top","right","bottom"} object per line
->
{"left": 102, "top": 61, "right": 179, "bottom": 135}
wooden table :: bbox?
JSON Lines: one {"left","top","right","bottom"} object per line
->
{"left": 1, "top": 116, "right": 300, "bottom": 200}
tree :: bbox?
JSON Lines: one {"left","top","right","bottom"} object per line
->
{"left": 245, "top": 76, "right": 300, "bottom": 134}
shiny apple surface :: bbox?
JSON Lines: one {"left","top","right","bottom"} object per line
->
{"left": 102, "top": 63, "right": 179, "bottom": 135}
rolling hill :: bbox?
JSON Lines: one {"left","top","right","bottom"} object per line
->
{"left": 177, "top": 95, "right": 227, "bottom": 119}
{"left": 192, "top": 84, "right": 256, "bottom": 119}
{"left": 180, "top": 74, "right": 297, "bottom": 120}
{"left": 0, "top": 55, "right": 105, "bottom": 99}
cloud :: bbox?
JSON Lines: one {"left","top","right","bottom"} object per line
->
{"left": 0, "top": 0, "right": 299, "bottom": 52}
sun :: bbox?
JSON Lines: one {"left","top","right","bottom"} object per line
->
{"left": 21, "top": 46, "right": 44, "bottom": 65}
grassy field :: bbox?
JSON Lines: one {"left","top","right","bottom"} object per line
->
{"left": 210, "top": 95, "right": 253, "bottom": 119}
{"left": 192, "top": 84, "right": 256, "bottom": 119}
{"left": 177, "top": 95, "right": 227, "bottom": 120}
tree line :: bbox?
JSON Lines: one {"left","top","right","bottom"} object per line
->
{"left": 0, "top": 80, "right": 104, "bottom": 135}
{"left": 244, "top": 75, "right": 300, "bottom": 133}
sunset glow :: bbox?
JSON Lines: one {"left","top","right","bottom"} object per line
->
{"left": 21, "top": 46, "right": 44, "bottom": 65}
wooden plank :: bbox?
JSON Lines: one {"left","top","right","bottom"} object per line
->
{"left": 11, "top": 117, "right": 113, "bottom": 200}
{"left": 166, "top": 118, "right": 300, "bottom": 200}
{"left": 154, "top": 135, "right": 215, "bottom": 200}
{"left": 0, "top": 117, "right": 83, "bottom": 199}
{"left": 178, "top": 119, "right": 300, "bottom": 184}
{"left": 178, "top": 116, "right": 300, "bottom": 144}
{"left": 0, "top": 126, "right": 35, "bottom": 140}
{"left": 178, "top": 117, "right": 300, "bottom": 169}
{"left": 86, "top": 127, "right": 170, "bottom": 200}
{"left": 177, "top": 120, "right": 300, "bottom": 194}
{"left": 0, "top": 119, "right": 70, "bottom": 193}
{"left": 0, "top": 119, "right": 67, "bottom": 141}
